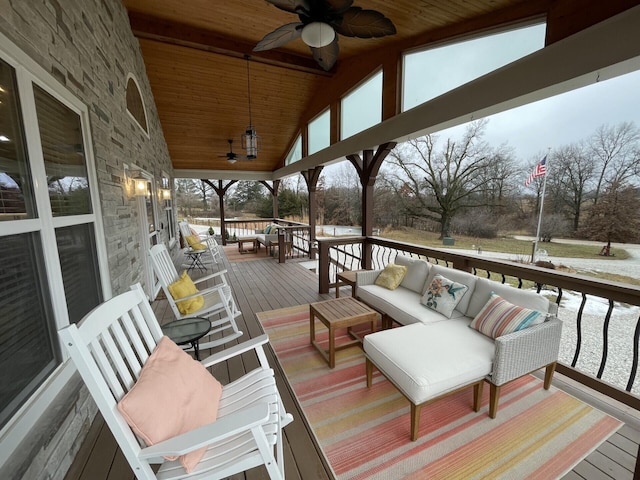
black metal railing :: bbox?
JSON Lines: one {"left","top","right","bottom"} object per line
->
{"left": 318, "top": 236, "right": 640, "bottom": 411}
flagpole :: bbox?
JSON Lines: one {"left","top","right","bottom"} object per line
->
{"left": 532, "top": 151, "right": 550, "bottom": 263}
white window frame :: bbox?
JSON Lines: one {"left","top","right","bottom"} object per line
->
{"left": 0, "top": 31, "right": 111, "bottom": 465}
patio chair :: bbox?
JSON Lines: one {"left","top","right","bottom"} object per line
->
{"left": 58, "top": 283, "right": 293, "bottom": 480}
{"left": 149, "top": 244, "right": 242, "bottom": 350}
{"left": 179, "top": 220, "right": 206, "bottom": 248}
{"left": 205, "top": 235, "right": 223, "bottom": 265}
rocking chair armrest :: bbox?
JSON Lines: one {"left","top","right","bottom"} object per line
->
{"left": 171, "top": 284, "right": 226, "bottom": 303}
{"left": 200, "top": 334, "right": 270, "bottom": 368}
{"left": 193, "top": 269, "right": 229, "bottom": 285}
{"left": 138, "top": 403, "right": 270, "bottom": 460}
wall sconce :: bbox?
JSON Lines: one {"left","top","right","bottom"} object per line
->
{"left": 133, "top": 177, "right": 148, "bottom": 197}
{"left": 124, "top": 164, "right": 149, "bottom": 198}
{"left": 161, "top": 188, "right": 171, "bottom": 200}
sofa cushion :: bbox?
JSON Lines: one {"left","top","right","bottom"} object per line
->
{"left": 465, "top": 278, "right": 551, "bottom": 318}
{"left": 395, "top": 255, "right": 431, "bottom": 294}
{"left": 374, "top": 264, "right": 407, "bottom": 290}
{"left": 421, "top": 274, "right": 469, "bottom": 318}
{"left": 424, "top": 265, "right": 477, "bottom": 316}
{"left": 359, "top": 285, "right": 458, "bottom": 326}
{"left": 469, "top": 293, "right": 546, "bottom": 339}
{"left": 364, "top": 321, "right": 494, "bottom": 404}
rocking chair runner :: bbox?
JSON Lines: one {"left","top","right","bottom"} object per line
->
{"left": 58, "top": 283, "right": 293, "bottom": 480}
{"left": 149, "top": 244, "right": 242, "bottom": 350}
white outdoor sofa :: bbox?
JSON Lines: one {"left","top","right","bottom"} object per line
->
{"left": 355, "top": 255, "right": 563, "bottom": 440}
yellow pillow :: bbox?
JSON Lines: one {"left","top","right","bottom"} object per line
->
{"left": 374, "top": 264, "right": 408, "bottom": 290}
{"left": 167, "top": 271, "right": 204, "bottom": 314}
{"left": 186, "top": 235, "right": 206, "bottom": 250}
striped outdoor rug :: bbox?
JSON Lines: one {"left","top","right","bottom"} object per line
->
{"left": 257, "top": 304, "right": 622, "bottom": 480}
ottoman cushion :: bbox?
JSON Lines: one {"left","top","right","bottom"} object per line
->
{"left": 364, "top": 321, "right": 494, "bottom": 404}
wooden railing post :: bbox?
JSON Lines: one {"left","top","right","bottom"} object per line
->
{"left": 318, "top": 240, "right": 330, "bottom": 294}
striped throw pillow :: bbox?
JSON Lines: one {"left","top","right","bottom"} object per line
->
{"left": 469, "top": 293, "right": 546, "bottom": 339}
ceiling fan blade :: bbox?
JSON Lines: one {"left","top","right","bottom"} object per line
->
{"left": 334, "top": 7, "right": 397, "bottom": 38}
{"left": 311, "top": 37, "right": 339, "bottom": 71}
{"left": 265, "top": 0, "right": 310, "bottom": 14}
{"left": 324, "top": 0, "right": 354, "bottom": 15}
{"left": 254, "top": 22, "right": 304, "bottom": 51}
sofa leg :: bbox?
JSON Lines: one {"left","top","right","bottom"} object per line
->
{"left": 544, "top": 362, "right": 557, "bottom": 390}
{"left": 489, "top": 383, "right": 500, "bottom": 419}
{"left": 366, "top": 358, "right": 373, "bottom": 388}
{"left": 411, "top": 403, "right": 422, "bottom": 441}
{"left": 473, "top": 381, "right": 484, "bottom": 412}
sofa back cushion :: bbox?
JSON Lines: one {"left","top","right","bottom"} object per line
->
{"left": 465, "top": 277, "right": 551, "bottom": 318}
{"left": 395, "top": 255, "right": 431, "bottom": 293}
{"left": 423, "top": 265, "right": 476, "bottom": 315}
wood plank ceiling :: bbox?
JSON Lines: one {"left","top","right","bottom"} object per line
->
{"left": 121, "top": 0, "right": 635, "bottom": 177}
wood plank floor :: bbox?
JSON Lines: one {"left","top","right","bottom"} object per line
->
{"left": 64, "top": 247, "right": 640, "bottom": 480}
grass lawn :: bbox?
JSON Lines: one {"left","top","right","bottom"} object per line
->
{"left": 381, "top": 227, "right": 640, "bottom": 287}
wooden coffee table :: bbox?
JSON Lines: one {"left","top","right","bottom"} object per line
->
{"left": 310, "top": 296, "right": 378, "bottom": 368}
{"left": 237, "top": 236, "right": 257, "bottom": 254}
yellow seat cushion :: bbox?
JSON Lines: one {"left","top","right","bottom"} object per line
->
{"left": 168, "top": 271, "right": 204, "bottom": 314}
{"left": 374, "top": 264, "right": 408, "bottom": 290}
{"left": 186, "top": 235, "right": 206, "bottom": 250}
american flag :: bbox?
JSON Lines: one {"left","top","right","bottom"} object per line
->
{"left": 524, "top": 156, "right": 547, "bottom": 187}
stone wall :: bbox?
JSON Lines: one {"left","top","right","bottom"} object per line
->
{"left": 0, "top": 0, "right": 172, "bottom": 477}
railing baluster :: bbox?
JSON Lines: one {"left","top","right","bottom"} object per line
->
{"left": 597, "top": 300, "right": 615, "bottom": 379}
{"left": 626, "top": 314, "right": 640, "bottom": 391}
{"left": 571, "top": 294, "right": 588, "bottom": 368}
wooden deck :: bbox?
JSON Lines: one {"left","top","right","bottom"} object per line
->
{"left": 64, "top": 247, "right": 640, "bottom": 480}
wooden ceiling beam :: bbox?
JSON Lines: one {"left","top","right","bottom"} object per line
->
{"left": 128, "top": 11, "right": 331, "bottom": 76}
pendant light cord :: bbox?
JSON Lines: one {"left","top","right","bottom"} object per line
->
{"left": 245, "top": 54, "right": 253, "bottom": 127}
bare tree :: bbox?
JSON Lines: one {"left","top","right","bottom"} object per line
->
{"left": 387, "top": 120, "right": 501, "bottom": 238}
{"left": 579, "top": 181, "right": 640, "bottom": 252}
{"left": 589, "top": 122, "right": 640, "bottom": 205}
{"left": 550, "top": 143, "right": 596, "bottom": 232}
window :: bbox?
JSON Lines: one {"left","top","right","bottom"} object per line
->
{"left": 340, "top": 70, "right": 382, "bottom": 139}
{"left": 126, "top": 74, "right": 148, "bottom": 135}
{"left": 285, "top": 134, "right": 302, "bottom": 165}
{"left": 0, "top": 52, "right": 105, "bottom": 430}
{"left": 308, "top": 109, "right": 330, "bottom": 155}
{"left": 162, "top": 175, "right": 175, "bottom": 243}
{"left": 402, "top": 23, "right": 545, "bottom": 111}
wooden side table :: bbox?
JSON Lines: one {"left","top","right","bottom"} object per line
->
{"left": 237, "top": 236, "right": 257, "bottom": 254}
{"left": 335, "top": 269, "right": 366, "bottom": 297}
{"left": 310, "top": 296, "right": 378, "bottom": 368}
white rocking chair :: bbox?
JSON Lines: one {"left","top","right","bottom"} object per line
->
{"left": 59, "top": 283, "right": 293, "bottom": 480}
{"left": 149, "top": 244, "right": 242, "bottom": 350}
{"left": 179, "top": 220, "right": 221, "bottom": 267}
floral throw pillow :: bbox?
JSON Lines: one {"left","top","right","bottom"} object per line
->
{"left": 374, "top": 264, "right": 408, "bottom": 290}
{"left": 421, "top": 274, "right": 469, "bottom": 318}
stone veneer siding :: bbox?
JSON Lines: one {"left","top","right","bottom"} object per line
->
{"left": 0, "top": 0, "right": 173, "bottom": 478}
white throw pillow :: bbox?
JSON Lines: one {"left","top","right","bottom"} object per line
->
{"left": 421, "top": 274, "right": 469, "bottom": 318}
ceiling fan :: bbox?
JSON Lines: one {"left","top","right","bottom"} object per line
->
{"left": 254, "top": 0, "right": 396, "bottom": 71}
{"left": 219, "top": 139, "right": 250, "bottom": 163}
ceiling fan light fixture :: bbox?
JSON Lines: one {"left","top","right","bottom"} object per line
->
{"left": 301, "top": 22, "right": 335, "bottom": 48}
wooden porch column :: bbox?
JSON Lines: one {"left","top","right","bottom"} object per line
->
{"left": 346, "top": 142, "right": 396, "bottom": 269}
{"left": 302, "top": 167, "right": 324, "bottom": 259}
{"left": 205, "top": 179, "right": 236, "bottom": 245}
{"left": 260, "top": 180, "right": 281, "bottom": 219}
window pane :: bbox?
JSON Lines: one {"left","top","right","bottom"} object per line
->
{"left": 308, "top": 109, "right": 330, "bottom": 155}
{"left": 341, "top": 71, "right": 382, "bottom": 139}
{"left": 145, "top": 182, "right": 156, "bottom": 233}
{"left": 56, "top": 223, "right": 103, "bottom": 324}
{"left": 403, "top": 23, "right": 545, "bottom": 111}
{"left": 285, "top": 135, "right": 302, "bottom": 165}
{"left": 0, "top": 59, "right": 37, "bottom": 220}
{"left": 0, "top": 233, "right": 59, "bottom": 429}
{"left": 33, "top": 85, "right": 92, "bottom": 216}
